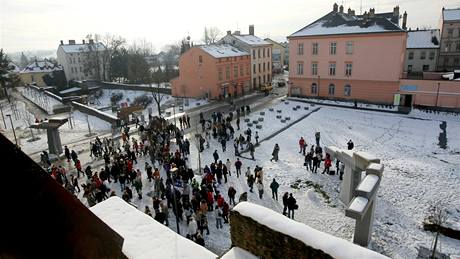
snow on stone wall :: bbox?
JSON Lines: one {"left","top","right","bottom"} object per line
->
{"left": 231, "top": 202, "right": 389, "bottom": 259}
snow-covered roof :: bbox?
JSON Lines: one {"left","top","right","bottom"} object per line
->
{"left": 199, "top": 44, "right": 249, "bottom": 58}
{"left": 59, "top": 87, "right": 81, "bottom": 94}
{"left": 443, "top": 8, "right": 460, "bottom": 21}
{"left": 90, "top": 197, "right": 217, "bottom": 259}
{"left": 233, "top": 202, "right": 389, "bottom": 259}
{"left": 407, "top": 30, "right": 440, "bottom": 49}
{"left": 20, "top": 60, "right": 62, "bottom": 73}
{"left": 221, "top": 247, "right": 258, "bottom": 259}
{"left": 8, "top": 62, "right": 21, "bottom": 73}
{"left": 233, "top": 35, "right": 271, "bottom": 46}
{"left": 290, "top": 11, "right": 405, "bottom": 37}
{"left": 59, "top": 42, "right": 106, "bottom": 53}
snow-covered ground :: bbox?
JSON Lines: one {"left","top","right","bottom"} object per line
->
{"left": 21, "top": 86, "right": 63, "bottom": 114}
{"left": 66, "top": 99, "right": 459, "bottom": 258}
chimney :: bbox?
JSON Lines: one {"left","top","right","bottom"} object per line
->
{"left": 402, "top": 11, "right": 407, "bottom": 30}
{"left": 68, "top": 40, "right": 75, "bottom": 45}
{"left": 351, "top": 10, "right": 356, "bottom": 16}
{"left": 333, "top": 3, "right": 338, "bottom": 12}
{"left": 60, "top": 40, "right": 63, "bottom": 45}
{"left": 369, "top": 8, "right": 375, "bottom": 18}
{"left": 347, "top": 8, "right": 352, "bottom": 15}
{"left": 89, "top": 39, "right": 94, "bottom": 44}
{"left": 234, "top": 31, "right": 241, "bottom": 36}
{"left": 82, "top": 39, "right": 86, "bottom": 44}
{"left": 339, "top": 5, "right": 344, "bottom": 13}
{"left": 362, "top": 12, "right": 368, "bottom": 25}
{"left": 249, "top": 25, "right": 254, "bottom": 36}
{"left": 227, "top": 30, "right": 231, "bottom": 35}
{"left": 393, "top": 5, "right": 400, "bottom": 18}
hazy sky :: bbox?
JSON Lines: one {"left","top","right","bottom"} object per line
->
{"left": 1, "top": 0, "right": 459, "bottom": 54}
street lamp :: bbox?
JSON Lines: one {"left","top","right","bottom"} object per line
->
{"left": 6, "top": 114, "right": 18, "bottom": 146}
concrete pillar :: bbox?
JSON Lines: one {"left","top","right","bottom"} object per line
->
{"left": 353, "top": 199, "right": 376, "bottom": 246}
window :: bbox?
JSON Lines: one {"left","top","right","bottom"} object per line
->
{"left": 268, "top": 61, "right": 270, "bottom": 70}
{"left": 297, "top": 62, "right": 304, "bottom": 75}
{"left": 311, "top": 62, "right": 318, "bottom": 75}
{"left": 263, "top": 62, "right": 266, "bottom": 72}
{"left": 448, "top": 28, "right": 453, "bottom": 37}
{"left": 444, "top": 57, "right": 449, "bottom": 65}
{"left": 246, "top": 65, "right": 250, "bottom": 75}
{"left": 408, "top": 52, "right": 414, "bottom": 60}
{"left": 263, "top": 75, "right": 266, "bottom": 83}
{"left": 234, "top": 65, "right": 238, "bottom": 78}
{"left": 268, "top": 49, "right": 270, "bottom": 57}
{"left": 263, "top": 48, "right": 266, "bottom": 58}
{"left": 268, "top": 74, "right": 271, "bottom": 82}
{"left": 312, "top": 43, "right": 318, "bottom": 55}
{"left": 253, "top": 50, "right": 256, "bottom": 59}
{"left": 330, "top": 42, "right": 337, "bottom": 55}
{"left": 240, "top": 66, "right": 244, "bottom": 77}
{"left": 258, "top": 49, "right": 261, "bottom": 58}
{"left": 199, "top": 55, "right": 203, "bottom": 63}
{"left": 258, "top": 63, "right": 261, "bottom": 73}
{"left": 344, "top": 84, "right": 351, "bottom": 96}
{"left": 429, "top": 52, "right": 435, "bottom": 60}
{"left": 31, "top": 75, "right": 34, "bottom": 82}
{"left": 311, "top": 83, "right": 317, "bottom": 94}
{"left": 457, "top": 43, "right": 460, "bottom": 51}
{"left": 328, "top": 84, "right": 335, "bottom": 95}
{"left": 78, "top": 57, "right": 81, "bottom": 63}
{"left": 445, "top": 43, "right": 451, "bottom": 52}
{"left": 329, "top": 62, "right": 336, "bottom": 75}
{"left": 298, "top": 43, "right": 304, "bottom": 55}
{"left": 253, "top": 64, "right": 256, "bottom": 73}
{"left": 420, "top": 51, "right": 426, "bottom": 60}
{"left": 455, "top": 58, "right": 460, "bottom": 65}
{"left": 407, "top": 65, "right": 412, "bottom": 72}
{"left": 218, "top": 67, "right": 223, "bottom": 81}
{"left": 226, "top": 65, "right": 230, "bottom": 79}
{"left": 422, "top": 65, "right": 430, "bottom": 71}
{"left": 346, "top": 41, "right": 353, "bottom": 54}
{"left": 345, "top": 63, "right": 352, "bottom": 76}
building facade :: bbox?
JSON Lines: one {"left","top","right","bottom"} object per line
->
{"left": 19, "top": 60, "right": 63, "bottom": 87}
{"left": 57, "top": 39, "right": 106, "bottom": 82}
{"left": 288, "top": 4, "right": 407, "bottom": 104}
{"left": 264, "top": 38, "right": 286, "bottom": 74}
{"left": 171, "top": 44, "right": 251, "bottom": 99}
{"left": 437, "top": 8, "right": 460, "bottom": 71}
{"left": 219, "top": 25, "right": 273, "bottom": 89}
{"left": 404, "top": 29, "right": 440, "bottom": 74}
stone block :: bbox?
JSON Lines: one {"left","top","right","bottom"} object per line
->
{"left": 285, "top": 117, "right": 291, "bottom": 121}
{"left": 281, "top": 120, "right": 286, "bottom": 123}
{"left": 304, "top": 107, "right": 309, "bottom": 110}
{"left": 256, "top": 125, "right": 262, "bottom": 129}
{"left": 252, "top": 120, "right": 258, "bottom": 125}
{"left": 292, "top": 107, "right": 297, "bottom": 111}
{"left": 284, "top": 101, "right": 289, "bottom": 104}
{"left": 276, "top": 115, "right": 282, "bottom": 119}
{"left": 247, "top": 123, "right": 253, "bottom": 127}
{"left": 276, "top": 110, "right": 282, "bottom": 113}
{"left": 296, "top": 105, "right": 301, "bottom": 109}
{"left": 258, "top": 117, "right": 264, "bottom": 122}
{"left": 260, "top": 111, "right": 265, "bottom": 116}
{"left": 244, "top": 118, "right": 250, "bottom": 122}
{"left": 269, "top": 108, "right": 274, "bottom": 112}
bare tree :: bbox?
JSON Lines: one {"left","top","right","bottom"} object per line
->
{"left": 424, "top": 201, "right": 449, "bottom": 259}
{"left": 202, "top": 27, "right": 222, "bottom": 44}
{"left": 129, "top": 38, "right": 155, "bottom": 57}
{"left": 101, "top": 34, "right": 126, "bottom": 81}
{"left": 150, "top": 79, "right": 166, "bottom": 117}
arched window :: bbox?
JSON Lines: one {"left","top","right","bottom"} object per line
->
{"left": 328, "top": 84, "right": 335, "bottom": 95}
{"left": 311, "top": 83, "right": 318, "bottom": 94}
{"left": 344, "top": 84, "right": 351, "bottom": 96}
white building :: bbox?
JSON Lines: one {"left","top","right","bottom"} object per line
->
{"left": 57, "top": 39, "right": 106, "bottom": 82}
{"left": 219, "top": 25, "right": 273, "bottom": 89}
{"left": 404, "top": 29, "right": 440, "bottom": 73}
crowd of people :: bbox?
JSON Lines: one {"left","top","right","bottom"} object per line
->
{"left": 41, "top": 103, "right": 359, "bottom": 249}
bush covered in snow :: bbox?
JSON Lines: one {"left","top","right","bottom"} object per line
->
{"left": 132, "top": 94, "right": 153, "bottom": 108}
{"left": 110, "top": 93, "right": 123, "bottom": 105}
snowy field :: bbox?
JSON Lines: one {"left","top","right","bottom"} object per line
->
{"left": 70, "top": 99, "right": 459, "bottom": 258}
{"left": 21, "top": 87, "right": 63, "bottom": 114}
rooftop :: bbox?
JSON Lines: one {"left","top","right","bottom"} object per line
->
{"left": 199, "top": 44, "right": 249, "bottom": 58}
{"left": 232, "top": 34, "right": 271, "bottom": 46}
{"left": 59, "top": 42, "right": 106, "bottom": 53}
{"left": 443, "top": 8, "right": 460, "bottom": 21}
{"left": 407, "top": 29, "right": 440, "bottom": 49}
{"left": 290, "top": 9, "right": 405, "bottom": 38}
{"left": 20, "top": 60, "right": 62, "bottom": 73}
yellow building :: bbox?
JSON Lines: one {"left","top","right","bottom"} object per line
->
{"left": 264, "top": 38, "right": 287, "bottom": 74}
{"left": 19, "top": 60, "right": 63, "bottom": 87}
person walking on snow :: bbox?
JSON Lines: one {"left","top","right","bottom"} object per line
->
{"left": 226, "top": 159, "right": 232, "bottom": 176}
{"left": 270, "top": 144, "right": 280, "bottom": 162}
{"left": 228, "top": 186, "right": 236, "bottom": 205}
{"left": 270, "top": 178, "right": 279, "bottom": 201}
{"left": 315, "top": 132, "right": 321, "bottom": 147}
{"left": 287, "top": 193, "right": 297, "bottom": 219}
{"left": 282, "top": 192, "right": 289, "bottom": 216}
{"left": 234, "top": 158, "right": 242, "bottom": 177}
{"left": 347, "top": 139, "right": 354, "bottom": 150}
{"left": 255, "top": 132, "right": 259, "bottom": 145}
{"left": 257, "top": 180, "right": 264, "bottom": 199}
{"left": 298, "top": 137, "right": 305, "bottom": 153}
{"left": 322, "top": 153, "right": 332, "bottom": 175}
{"left": 213, "top": 150, "right": 219, "bottom": 164}
{"left": 215, "top": 205, "right": 223, "bottom": 229}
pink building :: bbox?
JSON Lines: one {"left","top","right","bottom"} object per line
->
{"left": 171, "top": 44, "right": 251, "bottom": 99}
{"left": 288, "top": 4, "right": 407, "bottom": 104}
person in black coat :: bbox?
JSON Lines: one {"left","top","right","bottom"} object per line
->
{"left": 282, "top": 192, "right": 289, "bottom": 216}
{"left": 213, "top": 150, "right": 219, "bottom": 163}
{"left": 347, "top": 139, "right": 354, "bottom": 150}
{"left": 287, "top": 193, "right": 297, "bottom": 219}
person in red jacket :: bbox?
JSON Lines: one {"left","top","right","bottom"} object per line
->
{"left": 207, "top": 191, "right": 214, "bottom": 211}
{"left": 222, "top": 201, "right": 229, "bottom": 223}
{"left": 322, "top": 153, "right": 332, "bottom": 175}
{"left": 298, "top": 137, "right": 305, "bottom": 153}
{"left": 75, "top": 159, "right": 82, "bottom": 178}
{"left": 216, "top": 194, "right": 224, "bottom": 208}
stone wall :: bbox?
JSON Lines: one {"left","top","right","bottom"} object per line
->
{"left": 71, "top": 100, "right": 120, "bottom": 126}
{"left": 230, "top": 210, "right": 334, "bottom": 259}
{"left": 99, "top": 81, "right": 172, "bottom": 94}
